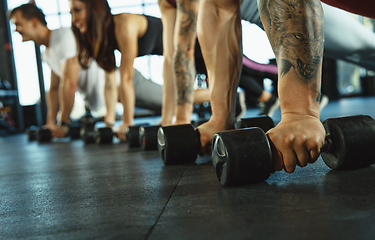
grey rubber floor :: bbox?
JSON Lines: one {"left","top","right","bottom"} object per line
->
{"left": 1, "top": 96, "right": 375, "bottom": 240}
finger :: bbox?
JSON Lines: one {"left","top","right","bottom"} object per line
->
{"left": 308, "top": 147, "right": 320, "bottom": 163}
{"left": 57, "top": 130, "right": 64, "bottom": 138}
{"left": 198, "top": 139, "right": 211, "bottom": 156}
{"left": 268, "top": 138, "right": 283, "bottom": 172}
{"left": 50, "top": 129, "right": 56, "bottom": 138}
{"left": 115, "top": 132, "right": 126, "bottom": 141}
{"left": 306, "top": 137, "right": 323, "bottom": 163}
{"left": 281, "top": 149, "right": 297, "bottom": 173}
{"left": 272, "top": 150, "right": 284, "bottom": 173}
{"left": 294, "top": 146, "right": 309, "bottom": 168}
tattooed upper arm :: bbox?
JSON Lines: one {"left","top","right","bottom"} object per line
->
{"left": 258, "top": 0, "right": 324, "bottom": 81}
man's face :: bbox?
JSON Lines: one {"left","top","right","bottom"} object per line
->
{"left": 11, "top": 11, "right": 37, "bottom": 42}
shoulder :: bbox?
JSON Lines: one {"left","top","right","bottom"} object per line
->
{"left": 113, "top": 13, "right": 147, "bottom": 38}
{"left": 50, "top": 27, "right": 75, "bottom": 45}
{"left": 113, "top": 13, "right": 137, "bottom": 28}
{"left": 52, "top": 27, "right": 74, "bottom": 38}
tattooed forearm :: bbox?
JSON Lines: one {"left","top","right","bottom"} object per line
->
{"left": 174, "top": 44, "right": 195, "bottom": 105}
{"left": 176, "top": 0, "right": 199, "bottom": 36}
{"left": 258, "top": 0, "right": 324, "bottom": 81}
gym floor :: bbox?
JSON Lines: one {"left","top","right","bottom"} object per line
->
{"left": 1, "top": 96, "right": 375, "bottom": 240}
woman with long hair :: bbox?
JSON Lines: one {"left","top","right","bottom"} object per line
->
{"left": 69, "top": 0, "right": 171, "bottom": 140}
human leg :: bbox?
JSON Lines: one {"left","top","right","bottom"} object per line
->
{"left": 133, "top": 69, "right": 163, "bottom": 113}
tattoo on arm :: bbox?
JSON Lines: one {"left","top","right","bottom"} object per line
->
{"left": 176, "top": 0, "right": 199, "bottom": 36}
{"left": 258, "top": 0, "right": 324, "bottom": 82}
{"left": 172, "top": 0, "right": 199, "bottom": 105}
{"left": 174, "top": 44, "right": 195, "bottom": 105}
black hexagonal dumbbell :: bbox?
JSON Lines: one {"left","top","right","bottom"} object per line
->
{"left": 80, "top": 127, "right": 98, "bottom": 144}
{"left": 36, "top": 122, "right": 82, "bottom": 143}
{"left": 158, "top": 124, "right": 199, "bottom": 165}
{"left": 95, "top": 127, "right": 114, "bottom": 144}
{"left": 235, "top": 115, "right": 275, "bottom": 132}
{"left": 158, "top": 116, "right": 275, "bottom": 165}
{"left": 212, "top": 115, "right": 375, "bottom": 186}
{"left": 80, "top": 114, "right": 96, "bottom": 129}
{"left": 36, "top": 127, "right": 53, "bottom": 143}
{"left": 139, "top": 125, "right": 161, "bottom": 151}
{"left": 26, "top": 126, "right": 38, "bottom": 141}
{"left": 79, "top": 115, "right": 97, "bottom": 144}
{"left": 81, "top": 127, "right": 114, "bottom": 144}
{"left": 142, "top": 120, "right": 207, "bottom": 153}
{"left": 126, "top": 123, "right": 149, "bottom": 148}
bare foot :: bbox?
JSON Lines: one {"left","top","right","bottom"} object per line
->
{"left": 196, "top": 120, "right": 235, "bottom": 156}
{"left": 115, "top": 123, "right": 128, "bottom": 141}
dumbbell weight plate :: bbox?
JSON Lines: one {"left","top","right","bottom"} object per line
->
{"left": 126, "top": 123, "right": 149, "bottom": 148}
{"left": 236, "top": 116, "right": 275, "bottom": 132}
{"left": 80, "top": 128, "right": 98, "bottom": 144}
{"left": 26, "top": 126, "right": 37, "bottom": 141}
{"left": 158, "top": 124, "right": 198, "bottom": 165}
{"left": 80, "top": 115, "right": 96, "bottom": 128}
{"left": 321, "top": 115, "right": 375, "bottom": 170}
{"left": 139, "top": 125, "right": 160, "bottom": 151}
{"left": 37, "top": 128, "right": 52, "bottom": 143}
{"left": 212, "top": 127, "right": 273, "bottom": 186}
{"left": 126, "top": 126, "right": 141, "bottom": 147}
{"left": 96, "top": 127, "right": 113, "bottom": 144}
{"left": 69, "top": 125, "right": 82, "bottom": 140}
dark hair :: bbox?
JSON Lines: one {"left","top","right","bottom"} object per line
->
{"left": 72, "top": 0, "right": 117, "bottom": 72}
{"left": 8, "top": 4, "right": 47, "bottom": 26}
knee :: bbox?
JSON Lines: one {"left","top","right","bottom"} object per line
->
{"left": 119, "top": 74, "right": 134, "bottom": 88}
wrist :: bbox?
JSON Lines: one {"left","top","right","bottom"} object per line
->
{"left": 278, "top": 87, "right": 320, "bottom": 119}
{"left": 105, "top": 121, "right": 114, "bottom": 128}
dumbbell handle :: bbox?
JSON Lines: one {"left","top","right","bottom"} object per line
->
{"left": 320, "top": 135, "right": 333, "bottom": 153}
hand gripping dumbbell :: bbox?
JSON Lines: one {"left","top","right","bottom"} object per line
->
{"left": 37, "top": 122, "right": 81, "bottom": 143}
{"left": 139, "top": 125, "right": 161, "bottom": 151}
{"left": 212, "top": 115, "right": 375, "bottom": 186}
{"left": 158, "top": 116, "right": 275, "bottom": 165}
{"left": 126, "top": 123, "right": 149, "bottom": 148}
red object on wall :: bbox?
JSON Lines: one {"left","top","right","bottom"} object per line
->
{"left": 322, "top": 0, "right": 375, "bottom": 19}
{"left": 4, "top": 43, "right": 12, "bottom": 51}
